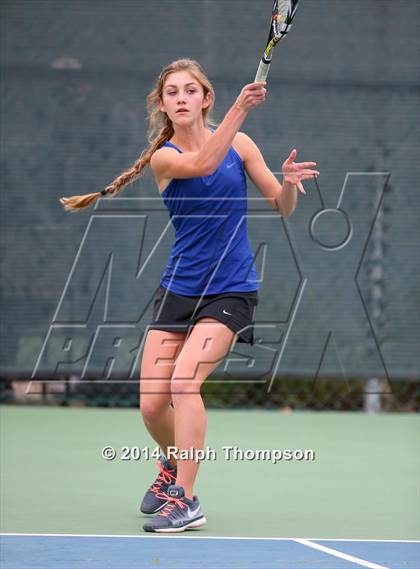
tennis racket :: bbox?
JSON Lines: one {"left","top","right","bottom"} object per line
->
{"left": 255, "top": 0, "right": 299, "bottom": 82}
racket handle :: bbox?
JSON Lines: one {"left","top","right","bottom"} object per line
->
{"left": 255, "top": 60, "right": 271, "bottom": 82}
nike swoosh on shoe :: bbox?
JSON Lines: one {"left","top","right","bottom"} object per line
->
{"left": 186, "top": 505, "right": 202, "bottom": 520}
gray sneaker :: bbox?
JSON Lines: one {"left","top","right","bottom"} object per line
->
{"left": 143, "top": 484, "right": 206, "bottom": 533}
{"left": 140, "top": 456, "right": 177, "bottom": 514}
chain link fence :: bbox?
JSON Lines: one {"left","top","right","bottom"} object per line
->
{"left": 1, "top": 1, "right": 419, "bottom": 412}
{"left": 1, "top": 374, "right": 418, "bottom": 412}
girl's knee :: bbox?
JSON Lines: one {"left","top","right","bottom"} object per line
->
{"left": 170, "top": 377, "right": 202, "bottom": 406}
{"left": 140, "top": 396, "right": 171, "bottom": 420}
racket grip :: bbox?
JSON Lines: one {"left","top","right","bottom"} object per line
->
{"left": 255, "top": 60, "right": 271, "bottom": 82}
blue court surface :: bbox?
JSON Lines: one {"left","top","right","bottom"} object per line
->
{"left": 1, "top": 534, "right": 418, "bottom": 569}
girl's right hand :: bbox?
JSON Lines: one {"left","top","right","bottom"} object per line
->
{"left": 234, "top": 81, "right": 267, "bottom": 112}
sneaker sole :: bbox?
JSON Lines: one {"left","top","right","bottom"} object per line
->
{"left": 151, "top": 516, "right": 207, "bottom": 533}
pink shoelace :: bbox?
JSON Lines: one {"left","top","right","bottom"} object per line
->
{"left": 149, "top": 460, "right": 176, "bottom": 496}
{"left": 154, "top": 491, "right": 187, "bottom": 518}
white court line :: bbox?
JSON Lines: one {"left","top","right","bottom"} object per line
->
{"left": 295, "top": 538, "right": 389, "bottom": 569}
{"left": 305, "top": 538, "right": 419, "bottom": 543}
{"left": 0, "top": 533, "right": 418, "bottom": 543}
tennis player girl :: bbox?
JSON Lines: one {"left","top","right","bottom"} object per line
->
{"left": 60, "top": 59, "right": 318, "bottom": 533}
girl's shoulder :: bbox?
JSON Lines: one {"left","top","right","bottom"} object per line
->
{"left": 232, "top": 131, "right": 258, "bottom": 162}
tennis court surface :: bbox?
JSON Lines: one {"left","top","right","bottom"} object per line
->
{"left": 1, "top": 534, "right": 419, "bottom": 568}
{"left": 1, "top": 406, "right": 418, "bottom": 568}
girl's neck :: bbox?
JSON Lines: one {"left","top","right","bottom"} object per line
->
{"left": 170, "top": 123, "right": 212, "bottom": 152}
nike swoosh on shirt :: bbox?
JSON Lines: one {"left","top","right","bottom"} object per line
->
{"left": 226, "top": 162, "right": 236, "bottom": 168}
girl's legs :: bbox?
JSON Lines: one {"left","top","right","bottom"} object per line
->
{"left": 170, "top": 317, "right": 237, "bottom": 499}
{"left": 140, "top": 329, "right": 187, "bottom": 466}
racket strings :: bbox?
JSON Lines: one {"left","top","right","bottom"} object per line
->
{"left": 272, "top": 0, "right": 298, "bottom": 40}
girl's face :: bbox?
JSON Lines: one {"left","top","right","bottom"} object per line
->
{"left": 159, "top": 70, "right": 211, "bottom": 126}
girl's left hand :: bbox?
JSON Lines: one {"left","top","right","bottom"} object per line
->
{"left": 282, "top": 149, "right": 319, "bottom": 195}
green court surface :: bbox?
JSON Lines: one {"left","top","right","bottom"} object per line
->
{"left": 1, "top": 405, "right": 418, "bottom": 540}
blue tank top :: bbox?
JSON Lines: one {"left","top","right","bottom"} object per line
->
{"left": 159, "top": 140, "right": 260, "bottom": 296}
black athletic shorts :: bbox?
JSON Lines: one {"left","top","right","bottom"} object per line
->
{"left": 148, "top": 284, "right": 259, "bottom": 345}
